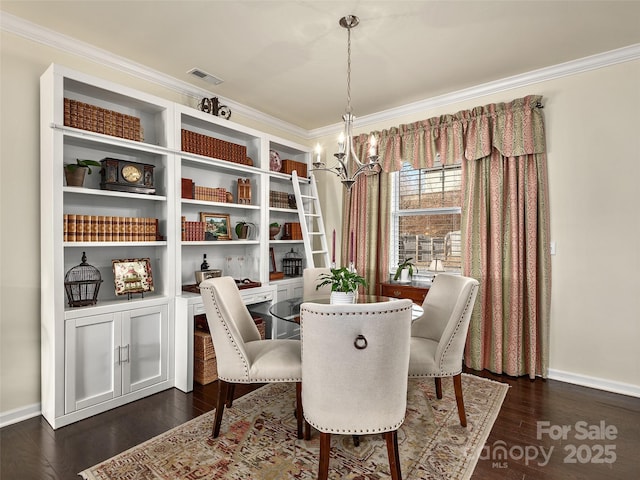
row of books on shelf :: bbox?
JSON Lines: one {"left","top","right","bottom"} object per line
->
{"left": 64, "top": 214, "right": 159, "bottom": 242}
{"left": 182, "top": 219, "right": 206, "bottom": 242}
{"left": 181, "top": 129, "right": 252, "bottom": 165}
{"left": 181, "top": 178, "right": 229, "bottom": 202}
{"left": 64, "top": 98, "right": 143, "bottom": 142}
{"left": 269, "top": 190, "right": 295, "bottom": 209}
{"left": 195, "top": 185, "right": 227, "bottom": 202}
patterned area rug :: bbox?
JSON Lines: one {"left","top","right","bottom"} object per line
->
{"left": 80, "top": 374, "right": 508, "bottom": 480}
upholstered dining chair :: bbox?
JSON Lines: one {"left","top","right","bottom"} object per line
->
{"left": 408, "top": 274, "right": 480, "bottom": 427}
{"left": 302, "top": 267, "right": 331, "bottom": 300}
{"left": 199, "top": 276, "right": 303, "bottom": 439}
{"left": 300, "top": 299, "right": 413, "bottom": 480}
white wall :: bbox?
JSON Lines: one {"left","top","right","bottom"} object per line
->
{"left": 1, "top": 28, "right": 638, "bottom": 423}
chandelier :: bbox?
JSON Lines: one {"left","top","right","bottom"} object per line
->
{"left": 312, "top": 15, "right": 380, "bottom": 190}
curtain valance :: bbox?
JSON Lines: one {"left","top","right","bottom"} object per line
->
{"left": 354, "top": 95, "right": 546, "bottom": 172}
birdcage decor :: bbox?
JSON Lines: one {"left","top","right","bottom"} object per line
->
{"left": 64, "top": 252, "right": 103, "bottom": 307}
{"left": 282, "top": 248, "right": 303, "bottom": 277}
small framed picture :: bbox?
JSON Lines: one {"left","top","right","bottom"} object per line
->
{"left": 269, "top": 247, "right": 277, "bottom": 273}
{"left": 112, "top": 258, "right": 154, "bottom": 297}
{"left": 200, "top": 212, "right": 231, "bottom": 241}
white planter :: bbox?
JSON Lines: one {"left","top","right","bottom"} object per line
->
{"left": 330, "top": 291, "right": 357, "bottom": 304}
{"left": 399, "top": 269, "right": 411, "bottom": 283}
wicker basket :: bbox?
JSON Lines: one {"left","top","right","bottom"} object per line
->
{"left": 193, "top": 318, "right": 265, "bottom": 385}
{"left": 194, "top": 357, "right": 218, "bottom": 385}
{"left": 194, "top": 329, "right": 217, "bottom": 384}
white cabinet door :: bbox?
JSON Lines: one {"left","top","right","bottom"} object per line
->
{"left": 64, "top": 304, "right": 168, "bottom": 414}
{"left": 65, "top": 312, "right": 122, "bottom": 413}
{"left": 122, "top": 304, "right": 169, "bottom": 394}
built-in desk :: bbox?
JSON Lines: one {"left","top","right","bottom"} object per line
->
{"left": 175, "top": 285, "right": 277, "bottom": 393}
{"left": 378, "top": 280, "right": 431, "bottom": 304}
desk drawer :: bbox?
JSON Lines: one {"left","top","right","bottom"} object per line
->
{"left": 380, "top": 283, "right": 429, "bottom": 304}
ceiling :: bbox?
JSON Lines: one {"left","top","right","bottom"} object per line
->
{"left": 2, "top": 1, "right": 640, "bottom": 131}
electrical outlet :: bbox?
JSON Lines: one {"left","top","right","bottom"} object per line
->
{"left": 550, "top": 241, "right": 556, "bottom": 255}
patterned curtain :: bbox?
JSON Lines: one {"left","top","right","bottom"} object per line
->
{"left": 343, "top": 95, "right": 550, "bottom": 378}
{"left": 341, "top": 139, "right": 392, "bottom": 295}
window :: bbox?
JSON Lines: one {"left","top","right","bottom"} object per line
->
{"left": 390, "top": 162, "right": 462, "bottom": 278}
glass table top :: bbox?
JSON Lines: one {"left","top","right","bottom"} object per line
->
{"left": 269, "top": 295, "right": 423, "bottom": 323}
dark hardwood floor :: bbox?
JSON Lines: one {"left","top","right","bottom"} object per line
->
{"left": 1, "top": 370, "right": 638, "bottom": 479}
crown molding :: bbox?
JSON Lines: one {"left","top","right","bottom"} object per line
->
{"left": 3, "top": 12, "right": 638, "bottom": 141}
{"left": 309, "top": 43, "right": 640, "bottom": 138}
{"left": 0, "top": 12, "right": 309, "bottom": 139}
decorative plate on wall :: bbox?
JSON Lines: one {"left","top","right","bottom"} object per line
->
{"left": 270, "top": 150, "right": 282, "bottom": 172}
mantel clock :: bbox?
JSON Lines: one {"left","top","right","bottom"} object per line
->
{"left": 100, "top": 158, "right": 155, "bottom": 194}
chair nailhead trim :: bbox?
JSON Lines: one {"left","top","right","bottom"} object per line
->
{"left": 438, "top": 283, "right": 479, "bottom": 371}
{"left": 202, "top": 286, "right": 251, "bottom": 379}
{"left": 306, "top": 419, "right": 404, "bottom": 434}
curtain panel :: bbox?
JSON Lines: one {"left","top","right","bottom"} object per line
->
{"left": 347, "top": 95, "right": 550, "bottom": 378}
{"left": 341, "top": 142, "right": 391, "bottom": 295}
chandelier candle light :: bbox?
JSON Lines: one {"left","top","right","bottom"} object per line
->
{"left": 312, "top": 15, "right": 380, "bottom": 190}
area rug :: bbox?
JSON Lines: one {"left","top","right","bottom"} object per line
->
{"left": 80, "top": 374, "right": 508, "bottom": 480}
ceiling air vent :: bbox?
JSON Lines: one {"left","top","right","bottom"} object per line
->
{"left": 187, "top": 68, "right": 224, "bottom": 85}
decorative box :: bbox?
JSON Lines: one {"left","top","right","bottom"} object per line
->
{"left": 282, "top": 222, "right": 303, "bottom": 240}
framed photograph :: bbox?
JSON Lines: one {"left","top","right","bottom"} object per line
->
{"left": 269, "top": 247, "right": 277, "bottom": 273}
{"left": 112, "top": 258, "right": 154, "bottom": 296}
{"left": 200, "top": 212, "right": 231, "bottom": 241}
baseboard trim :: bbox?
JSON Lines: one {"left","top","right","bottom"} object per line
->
{"left": 547, "top": 369, "right": 640, "bottom": 398}
{"left": 0, "top": 403, "right": 41, "bottom": 428}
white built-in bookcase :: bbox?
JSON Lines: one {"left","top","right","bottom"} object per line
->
{"left": 40, "top": 64, "right": 311, "bottom": 428}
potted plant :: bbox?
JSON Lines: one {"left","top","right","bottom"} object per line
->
{"left": 64, "top": 159, "right": 102, "bottom": 187}
{"left": 316, "top": 267, "right": 367, "bottom": 304}
{"left": 235, "top": 221, "right": 256, "bottom": 240}
{"left": 394, "top": 257, "right": 416, "bottom": 283}
{"left": 269, "top": 222, "right": 281, "bottom": 240}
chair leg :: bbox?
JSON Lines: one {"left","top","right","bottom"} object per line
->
{"left": 304, "top": 419, "right": 312, "bottom": 441}
{"left": 434, "top": 377, "right": 443, "bottom": 399}
{"left": 295, "top": 382, "right": 303, "bottom": 440}
{"left": 213, "top": 380, "right": 229, "bottom": 438}
{"left": 385, "top": 430, "right": 402, "bottom": 480}
{"left": 226, "top": 383, "right": 235, "bottom": 408}
{"left": 318, "top": 432, "right": 331, "bottom": 480}
{"left": 453, "top": 373, "right": 467, "bottom": 427}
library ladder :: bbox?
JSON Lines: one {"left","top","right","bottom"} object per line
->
{"left": 291, "top": 171, "right": 331, "bottom": 268}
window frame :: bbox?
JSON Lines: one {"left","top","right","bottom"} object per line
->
{"left": 389, "top": 163, "right": 462, "bottom": 280}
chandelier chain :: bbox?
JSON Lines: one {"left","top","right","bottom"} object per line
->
{"left": 346, "top": 24, "right": 352, "bottom": 114}
{"left": 311, "top": 14, "right": 380, "bottom": 191}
